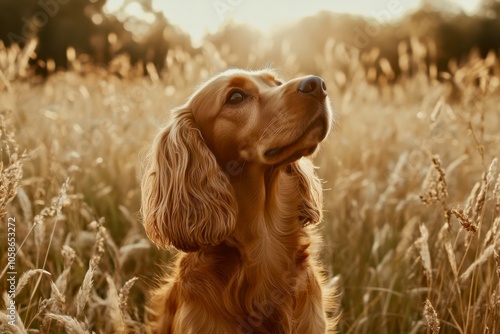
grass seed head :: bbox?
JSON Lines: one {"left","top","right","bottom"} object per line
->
{"left": 451, "top": 207, "right": 477, "bottom": 233}
{"left": 423, "top": 299, "right": 440, "bottom": 334}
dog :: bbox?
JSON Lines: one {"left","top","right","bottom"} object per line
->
{"left": 141, "top": 69, "right": 336, "bottom": 333}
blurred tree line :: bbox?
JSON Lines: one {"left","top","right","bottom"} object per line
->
{"left": 1, "top": 0, "right": 500, "bottom": 79}
{"left": 0, "top": 0, "right": 192, "bottom": 75}
{"left": 207, "top": 0, "right": 500, "bottom": 81}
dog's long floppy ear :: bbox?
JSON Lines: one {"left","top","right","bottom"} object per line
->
{"left": 141, "top": 108, "right": 237, "bottom": 252}
{"left": 292, "top": 158, "right": 323, "bottom": 226}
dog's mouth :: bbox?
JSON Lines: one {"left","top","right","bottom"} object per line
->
{"left": 264, "top": 142, "right": 317, "bottom": 159}
{"left": 264, "top": 147, "right": 284, "bottom": 157}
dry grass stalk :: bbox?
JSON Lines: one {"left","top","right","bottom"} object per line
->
{"left": 64, "top": 244, "right": 79, "bottom": 268}
{"left": 45, "top": 313, "right": 89, "bottom": 334}
{"left": 1, "top": 293, "right": 27, "bottom": 334}
{"left": 75, "top": 219, "right": 106, "bottom": 319}
{"left": 49, "top": 281, "right": 66, "bottom": 314}
{"left": 442, "top": 226, "right": 459, "bottom": 281}
{"left": 423, "top": 299, "right": 440, "bottom": 334}
{"left": 432, "top": 155, "right": 449, "bottom": 203}
{"left": 396, "top": 216, "right": 419, "bottom": 257}
{"left": 494, "top": 250, "right": 500, "bottom": 281}
{"left": 75, "top": 263, "right": 95, "bottom": 320}
{"left": 460, "top": 244, "right": 496, "bottom": 282}
{"left": 420, "top": 155, "right": 449, "bottom": 209}
{"left": 465, "top": 182, "right": 481, "bottom": 216}
{"left": 55, "top": 178, "right": 70, "bottom": 217}
{"left": 0, "top": 158, "right": 23, "bottom": 219}
{"left": 430, "top": 98, "right": 444, "bottom": 122}
{"left": 27, "top": 179, "right": 72, "bottom": 325}
{"left": 415, "top": 224, "right": 433, "bottom": 282}
{"left": 376, "top": 152, "right": 407, "bottom": 211}
{"left": 487, "top": 158, "right": 498, "bottom": 185}
{"left": 451, "top": 207, "right": 477, "bottom": 233}
{"left": 493, "top": 173, "right": 500, "bottom": 216}
{"left": 468, "top": 121, "right": 485, "bottom": 163}
{"left": 55, "top": 245, "right": 77, "bottom": 297}
{"left": 119, "top": 277, "right": 139, "bottom": 313}
{"left": 421, "top": 164, "right": 435, "bottom": 194}
{"left": 105, "top": 275, "right": 126, "bottom": 333}
{"left": 33, "top": 207, "right": 52, "bottom": 251}
{"left": 0, "top": 312, "right": 26, "bottom": 334}
{"left": 0, "top": 111, "right": 24, "bottom": 220}
{"left": 420, "top": 174, "right": 439, "bottom": 206}
{"left": 92, "top": 220, "right": 107, "bottom": 266}
{"left": 445, "top": 154, "right": 468, "bottom": 176}
{"left": 468, "top": 159, "right": 497, "bottom": 233}
{"left": 16, "top": 186, "right": 32, "bottom": 224}
{"left": 483, "top": 217, "right": 500, "bottom": 250}
{"left": 473, "top": 175, "right": 487, "bottom": 224}
{"left": 15, "top": 269, "right": 51, "bottom": 296}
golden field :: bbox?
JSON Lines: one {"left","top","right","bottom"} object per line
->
{"left": 1, "top": 39, "right": 500, "bottom": 333}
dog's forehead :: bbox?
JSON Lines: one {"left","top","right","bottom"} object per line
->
{"left": 189, "top": 70, "right": 280, "bottom": 114}
{"left": 219, "top": 69, "right": 278, "bottom": 88}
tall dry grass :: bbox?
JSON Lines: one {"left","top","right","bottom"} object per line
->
{"left": 0, "top": 37, "right": 499, "bottom": 333}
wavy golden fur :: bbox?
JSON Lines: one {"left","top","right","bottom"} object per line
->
{"left": 141, "top": 69, "right": 337, "bottom": 333}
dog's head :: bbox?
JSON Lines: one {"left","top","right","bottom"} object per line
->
{"left": 141, "top": 69, "right": 332, "bottom": 251}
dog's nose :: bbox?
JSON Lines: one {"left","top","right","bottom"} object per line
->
{"left": 298, "top": 76, "right": 327, "bottom": 98}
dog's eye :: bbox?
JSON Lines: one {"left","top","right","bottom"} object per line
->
{"left": 226, "top": 90, "right": 246, "bottom": 105}
{"left": 275, "top": 79, "right": 283, "bottom": 86}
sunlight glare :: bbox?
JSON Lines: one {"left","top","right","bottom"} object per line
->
{"left": 103, "top": 0, "right": 124, "bottom": 14}
{"left": 123, "top": 3, "right": 156, "bottom": 24}
{"left": 151, "top": 0, "right": 482, "bottom": 46}
{"left": 455, "top": 0, "right": 481, "bottom": 13}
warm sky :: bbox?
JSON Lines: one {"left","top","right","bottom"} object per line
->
{"left": 105, "top": 0, "right": 483, "bottom": 46}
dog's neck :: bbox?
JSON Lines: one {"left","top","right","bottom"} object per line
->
{"left": 228, "top": 164, "right": 308, "bottom": 267}
{"left": 222, "top": 163, "right": 311, "bottom": 327}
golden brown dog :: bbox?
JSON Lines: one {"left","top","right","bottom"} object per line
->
{"left": 141, "top": 69, "right": 336, "bottom": 333}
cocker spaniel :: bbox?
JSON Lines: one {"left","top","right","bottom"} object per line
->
{"left": 141, "top": 69, "right": 337, "bottom": 333}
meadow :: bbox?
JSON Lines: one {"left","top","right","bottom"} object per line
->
{"left": 0, "top": 37, "right": 500, "bottom": 334}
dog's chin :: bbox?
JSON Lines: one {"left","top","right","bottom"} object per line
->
{"left": 263, "top": 142, "right": 317, "bottom": 166}
{"left": 260, "top": 100, "right": 332, "bottom": 167}
{"left": 262, "top": 121, "right": 327, "bottom": 166}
